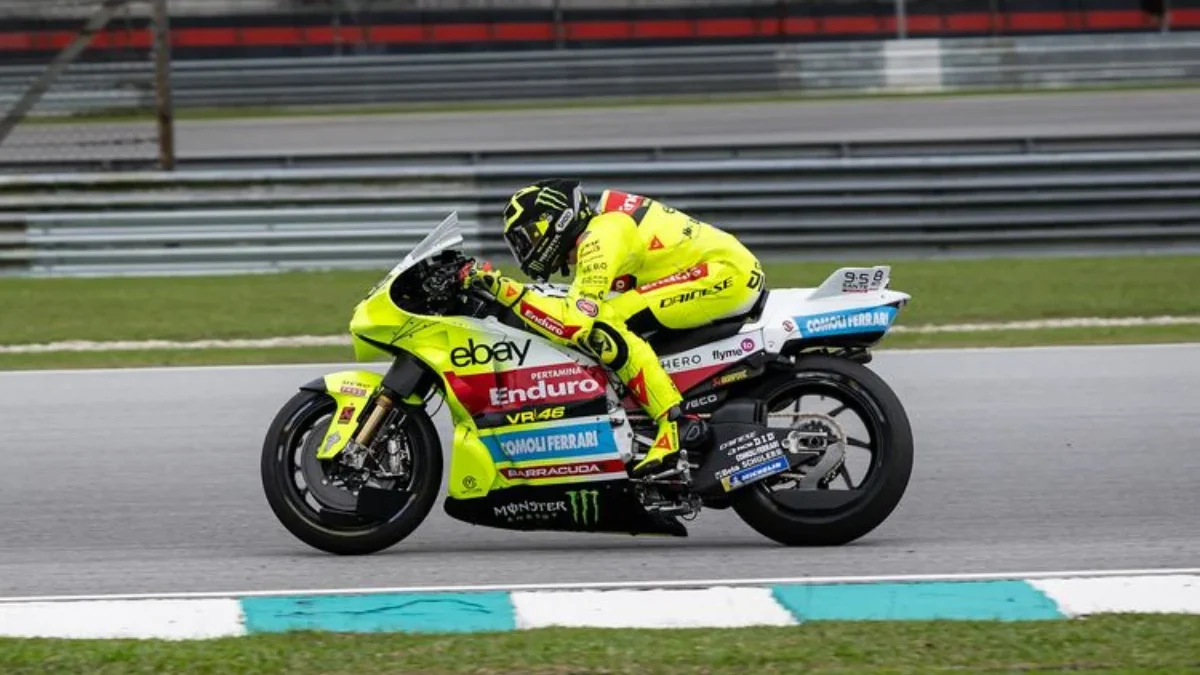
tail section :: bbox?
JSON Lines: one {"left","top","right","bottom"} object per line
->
{"left": 807, "top": 266, "right": 891, "bottom": 300}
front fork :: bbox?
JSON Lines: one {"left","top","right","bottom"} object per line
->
{"left": 300, "top": 354, "right": 430, "bottom": 462}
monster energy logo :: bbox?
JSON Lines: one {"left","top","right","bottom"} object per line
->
{"left": 566, "top": 489, "right": 600, "bottom": 525}
{"left": 535, "top": 188, "right": 569, "bottom": 210}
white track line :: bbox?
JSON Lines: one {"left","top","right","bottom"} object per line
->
{"left": 2, "top": 316, "right": 1198, "bottom": 355}
{"left": 4, "top": 568, "right": 1199, "bottom": 604}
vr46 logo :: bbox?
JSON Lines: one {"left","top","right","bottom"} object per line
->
{"left": 567, "top": 489, "right": 600, "bottom": 525}
{"left": 504, "top": 407, "right": 566, "bottom": 424}
{"left": 450, "top": 338, "right": 531, "bottom": 367}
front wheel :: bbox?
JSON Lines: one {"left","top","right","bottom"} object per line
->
{"left": 732, "top": 354, "right": 914, "bottom": 546}
{"left": 260, "top": 388, "right": 443, "bottom": 555}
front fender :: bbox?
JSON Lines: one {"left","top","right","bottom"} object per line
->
{"left": 300, "top": 370, "right": 423, "bottom": 461}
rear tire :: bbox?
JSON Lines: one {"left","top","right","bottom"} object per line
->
{"left": 260, "top": 389, "right": 443, "bottom": 555}
{"left": 732, "top": 354, "right": 913, "bottom": 546}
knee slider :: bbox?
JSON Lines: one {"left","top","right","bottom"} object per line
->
{"left": 584, "top": 322, "right": 629, "bottom": 370}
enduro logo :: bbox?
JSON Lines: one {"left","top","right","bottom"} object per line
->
{"left": 567, "top": 489, "right": 600, "bottom": 525}
{"left": 490, "top": 370, "right": 603, "bottom": 407}
{"left": 450, "top": 338, "right": 531, "bottom": 367}
{"left": 445, "top": 363, "right": 609, "bottom": 415}
{"left": 521, "top": 301, "right": 582, "bottom": 339}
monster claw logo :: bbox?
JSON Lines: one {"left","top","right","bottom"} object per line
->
{"left": 567, "top": 489, "right": 600, "bottom": 525}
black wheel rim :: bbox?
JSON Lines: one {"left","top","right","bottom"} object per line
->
{"left": 756, "top": 368, "right": 893, "bottom": 521}
{"left": 273, "top": 395, "right": 421, "bottom": 534}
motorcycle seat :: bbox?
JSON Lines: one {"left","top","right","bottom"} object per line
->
{"left": 644, "top": 290, "right": 769, "bottom": 355}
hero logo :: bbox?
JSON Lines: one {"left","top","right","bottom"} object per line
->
{"left": 660, "top": 353, "right": 702, "bottom": 371}
{"left": 490, "top": 367, "right": 603, "bottom": 406}
{"left": 450, "top": 338, "right": 530, "bottom": 367}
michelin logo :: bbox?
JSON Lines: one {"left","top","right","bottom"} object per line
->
{"left": 796, "top": 306, "right": 896, "bottom": 338}
{"left": 724, "top": 456, "right": 789, "bottom": 490}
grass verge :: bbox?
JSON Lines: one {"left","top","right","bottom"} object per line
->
{"left": 5, "top": 255, "right": 1199, "bottom": 344}
{"left": 3, "top": 255, "right": 1198, "bottom": 370}
{"left": 1, "top": 615, "right": 1198, "bottom": 675}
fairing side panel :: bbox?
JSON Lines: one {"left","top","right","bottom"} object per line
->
{"left": 749, "top": 287, "right": 911, "bottom": 352}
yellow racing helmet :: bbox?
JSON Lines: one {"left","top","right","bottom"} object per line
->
{"left": 502, "top": 178, "right": 592, "bottom": 281}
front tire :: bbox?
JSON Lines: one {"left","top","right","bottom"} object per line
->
{"left": 260, "top": 389, "right": 443, "bottom": 555}
{"left": 732, "top": 354, "right": 914, "bottom": 546}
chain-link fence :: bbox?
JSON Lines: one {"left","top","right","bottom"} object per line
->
{"left": 0, "top": 0, "right": 174, "bottom": 171}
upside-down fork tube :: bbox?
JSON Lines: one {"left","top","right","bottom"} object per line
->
{"left": 354, "top": 393, "right": 394, "bottom": 447}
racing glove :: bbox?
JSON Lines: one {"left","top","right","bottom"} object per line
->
{"left": 460, "top": 260, "right": 524, "bottom": 308}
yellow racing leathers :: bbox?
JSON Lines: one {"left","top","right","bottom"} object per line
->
{"left": 484, "top": 190, "right": 764, "bottom": 475}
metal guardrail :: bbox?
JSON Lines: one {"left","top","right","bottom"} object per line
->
{"left": 4, "top": 32, "right": 1200, "bottom": 118}
{"left": 3, "top": 137, "right": 1200, "bottom": 276}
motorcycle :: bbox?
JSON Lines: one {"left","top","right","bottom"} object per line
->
{"left": 260, "top": 211, "right": 914, "bottom": 555}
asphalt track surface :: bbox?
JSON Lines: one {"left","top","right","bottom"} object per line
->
{"left": 10, "top": 90, "right": 1200, "bottom": 162}
{"left": 1, "top": 343, "right": 1198, "bottom": 598}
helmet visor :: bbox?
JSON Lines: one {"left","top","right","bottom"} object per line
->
{"left": 504, "top": 218, "right": 540, "bottom": 265}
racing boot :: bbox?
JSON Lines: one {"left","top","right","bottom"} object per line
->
{"left": 632, "top": 406, "right": 710, "bottom": 478}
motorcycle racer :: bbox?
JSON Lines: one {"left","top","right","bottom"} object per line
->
{"left": 461, "top": 179, "right": 765, "bottom": 477}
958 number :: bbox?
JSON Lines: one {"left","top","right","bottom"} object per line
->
{"left": 842, "top": 268, "right": 887, "bottom": 293}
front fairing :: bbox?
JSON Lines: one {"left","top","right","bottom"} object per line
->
{"left": 348, "top": 211, "right": 467, "bottom": 360}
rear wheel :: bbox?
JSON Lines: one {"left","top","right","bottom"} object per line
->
{"left": 260, "top": 389, "right": 443, "bottom": 555}
{"left": 731, "top": 354, "right": 913, "bottom": 546}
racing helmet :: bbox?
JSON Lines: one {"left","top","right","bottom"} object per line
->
{"left": 502, "top": 178, "right": 592, "bottom": 281}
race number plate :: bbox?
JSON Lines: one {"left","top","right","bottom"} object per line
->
{"left": 840, "top": 266, "right": 890, "bottom": 293}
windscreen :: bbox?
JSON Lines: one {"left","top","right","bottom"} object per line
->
{"left": 363, "top": 211, "right": 464, "bottom": 300}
